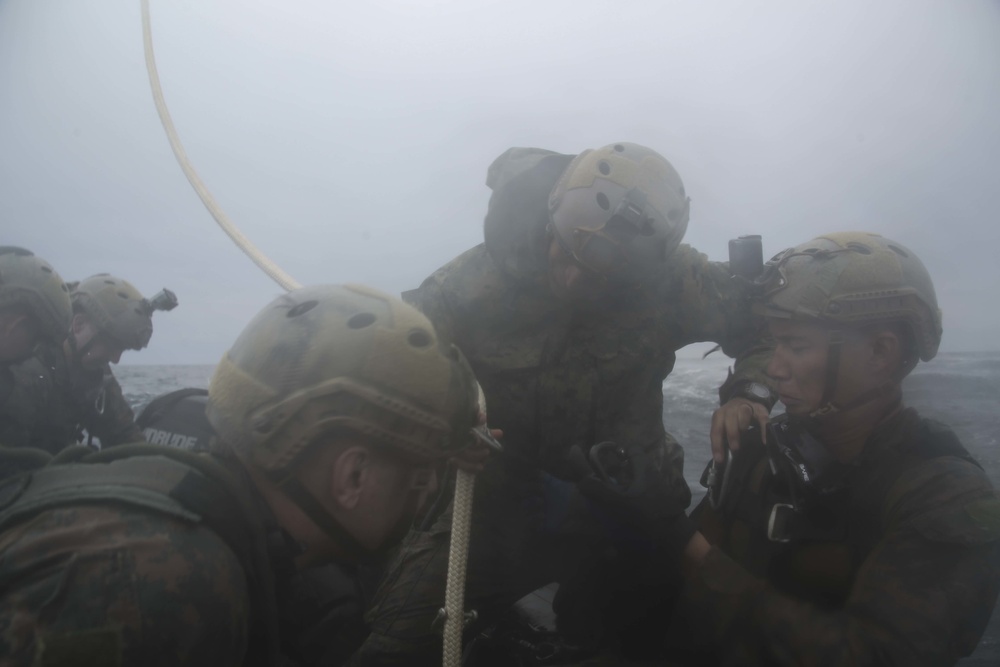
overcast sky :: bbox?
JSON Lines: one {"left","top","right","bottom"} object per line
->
{"left": 2, "top": 0, "right": 998, "bottom": 363}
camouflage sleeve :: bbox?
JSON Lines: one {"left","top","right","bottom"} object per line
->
{"left": 610, "top": 359, "right": 691, "bottom": 508}
{"left": 0, "top": 504, "right": 251, "bottom": 666}
{"left": 86, "top": 372, "right": 144, "bottom": 447}
{"left": 402, "top": 268, "right": 459, "bottom": 346}
{"left": 673, "top": 459, "right": 1000, "bottom": 666}
{"left": 664, "top": 244, "right": 775, "bottom": 407}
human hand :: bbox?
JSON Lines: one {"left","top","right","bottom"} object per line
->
{"left": 577, "top": 447, "right": 696, "bottom": 558}
{"left": 449, "top": 426, "right": 502, "bottom": 474}
{"left": 710, "top": 397, "right": 769, "bottom": 464}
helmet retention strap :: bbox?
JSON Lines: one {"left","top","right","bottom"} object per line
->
{"left": 270, "top": 471, "right": 373, "bottom": 563}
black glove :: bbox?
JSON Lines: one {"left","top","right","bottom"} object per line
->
{"left": 577, "top": 445, "right": 697, "bottom": 560}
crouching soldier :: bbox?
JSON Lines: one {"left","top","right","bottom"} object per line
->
{"left": 2, "top": 274, "right": 177, "bottom": 452}
{"left": 0, "top": 284, "right": 482, "bottom": 666}
{"left": 580, "top": 232, "right": 1000, "bottom": 666}
{"left": 0, "top": 247, "right": 72, "bottom": 475}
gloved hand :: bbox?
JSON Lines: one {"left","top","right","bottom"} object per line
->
{"left": 577, "top": 444, "right": 697, "bottom": 560}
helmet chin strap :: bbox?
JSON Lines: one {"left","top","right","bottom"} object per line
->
{"left": 270, "top": 472, "right": 373, "bottom": 564}
{"left": 269, "top": 471, "right": 421, "bottom": 565}
{"left": 66, "top": 327, "right": 94, "bottom": 366}
{"left": 807, "top": 329, "right": 902, "bottom": 420}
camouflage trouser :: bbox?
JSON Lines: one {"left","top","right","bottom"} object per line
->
{"left": 355, "top": 439, "right": 690, "bottom": 666}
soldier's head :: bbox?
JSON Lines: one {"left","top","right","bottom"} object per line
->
{"left": 545, "top": 142, "right": 690, "bottom": 301}
{"left": 69, "top": 275, "right": 176, "bottom": 370}
{"left": 0, "top": 247, "right": 72, "bottom": 364}
{"left": 757, "top": 232, "right": 940, "bottom": 420}
{"left": 207, "top": 284, "right": 480, "bottom": 564}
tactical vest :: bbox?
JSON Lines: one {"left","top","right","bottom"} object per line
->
{"left": 695, "top": 411, "right": 985, "bottom": 608}
{"left": 0, "top": 443, "right": 280, "bottom": 666}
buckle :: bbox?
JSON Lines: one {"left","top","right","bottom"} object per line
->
{"left": 767, "top": 503, "right": 796, "bottom": 543}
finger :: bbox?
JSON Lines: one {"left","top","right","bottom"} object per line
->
{"left": 489, "top": 428, "right": 503, "bottom": 439}
{"left": 725, "top": 404, "right": 749, "bottom": 455}
{"left": 710, "top": 408, "right": 727, "bottom": 464}
{"left": 753, "top": 404, "right": 770, "bottom": 445}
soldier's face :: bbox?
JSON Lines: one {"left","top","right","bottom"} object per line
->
{"left": 71, "top": 315, "right": 126, "bottom": 370}
{"left": 546, "top": 237, "right": 608, "bottom": 302}
{"left": 766, "top": 319, "right": 882, "bottom": 415}
{"left": 352, "top": 456, "right": 438, "bottom": 551}
{"left": 766, "top": 319, "right": 834, "bottom": 415}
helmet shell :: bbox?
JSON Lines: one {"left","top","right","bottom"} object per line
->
{"left": 206, "top": 284, "right": 479, "bottom": 472}
{"left": 757, "top": 232, "right": 942, "bottom": 361}
{"left": 548, "top": 143, "right": 690, "bottom": 284}
{"left": 72, "top": 274, "right": 153, "bottom": 350}
{"left": 0, "top": 247, "right": 72, "bottom": 343}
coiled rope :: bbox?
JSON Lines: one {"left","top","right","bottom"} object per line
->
{"left": 140, "top": 3, "right": 476, "bottom": 664}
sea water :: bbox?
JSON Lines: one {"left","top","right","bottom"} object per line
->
{"left": 116, "top": 351, "right": 1000, "bottom": 664}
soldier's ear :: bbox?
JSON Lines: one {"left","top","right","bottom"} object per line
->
{"left": 330, "top": 445, "right": 370, "bottom": 510}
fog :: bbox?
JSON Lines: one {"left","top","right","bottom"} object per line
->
{"left": 2, "top": 0, "right": 998, "bottom": 363}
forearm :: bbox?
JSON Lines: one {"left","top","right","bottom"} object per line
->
{"left": 675, "top": 539, "right": 996, "bottom": 667}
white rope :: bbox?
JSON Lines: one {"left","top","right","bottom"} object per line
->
{"left": 140, "top": 0, "right": 300, "bottom": 292}
{"left": 443, "top": 468, "right": 475, "bottom": 667}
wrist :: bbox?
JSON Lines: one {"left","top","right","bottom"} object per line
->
{"left": 726, "top": 380, "right": 776, "bottom": 410}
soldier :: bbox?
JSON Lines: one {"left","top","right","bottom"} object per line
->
{"left": 361, "top": 143, "right": 776, "bottom": 663}
{"left": 0, "top": 284, "right": 484, "bottom": 666}
{"left": 584, "top": 232, "right": 1000, "bottom": 665}
{"left": 0, "top": 247, "right": 71, "bottom": 368}
{"left": 0, "top": 274, "right": 176, "bottom": 452}
{"left": 0, "top": 247, "right": 72, "bottom": 461}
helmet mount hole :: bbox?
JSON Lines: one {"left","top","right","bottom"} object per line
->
{"left": 596, "top": 192, "right": 610, "bottom": 211}
{"left": 347, "top": 312, "right": 377, "bottom": 329}
{"left": 598, "top": 160, "right": 611, "bottom": 175}
{"left": 613, "top": 144, "right": 625, "bottom": 152}
{"left": 888, "top": 245, "right": 909, "bottom": 258}
{"left": 117, "top": 291, "right": 130, "bottom": 300}
{"left": 407, "top": 329, "right": 433, "bottom": 348}
{"left": 846, "top": 242, "right": 872, "bottom": 255}
{"left": 286, "top": 300, "right": 319, "bottom": 318}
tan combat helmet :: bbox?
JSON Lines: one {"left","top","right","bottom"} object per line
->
{"left": 548, "top": 142, "right": 690, "bottom": 284}
{"left": 207, "top": 284, "right": 480, "bottom": 473}
{"left": 206, "top": 284, "right": 480, "bottom": 557}
{"left": 0, "top": 247, "right": 72, "bottom": 343}
{"left": 757, "top": 232, "right": 941, "bottom": 414}
{"left": 72, "top": 274, "right": 155, "bottom": 350}
{"left": 758, "top": 231, "right": 941, "bottom": 361}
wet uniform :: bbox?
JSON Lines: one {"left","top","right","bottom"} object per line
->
{"left": 674, "top": 408, "right": 1000, "bottom": 666}
{"left": 0, "top": 342, "right": 142, "bottom": 452}
{"left": 0, "top": 443, "right": 373, "bottom": 667}
{"left": 359, "top": 148, "right": 774, "bottom": 663}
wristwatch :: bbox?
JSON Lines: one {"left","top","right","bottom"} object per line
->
{"left": 737, "top": 381, "right": 775, "bottom": 405}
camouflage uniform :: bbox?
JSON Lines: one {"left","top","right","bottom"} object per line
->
{"left": 672, "top": 408, "right": 1000, "bottom": 666}
{"left": 0, "top": 444, "right": 375, "bottom": 667}
{"left": 0, "top": 341, "right": 142, "bottom": 452}
{"left": 359, "top": 148, "right": 773, "bottom": 663}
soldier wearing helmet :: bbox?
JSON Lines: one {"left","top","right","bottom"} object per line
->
{"left": 0, "top": 284, "right": 484, "bottom": 666}
{"left": 0, "top": 247, "right": 72, "bottom": 454}
{"left": 0, "top": 274, "right": 176, "bottom": 453}
{"left": 360, "top": 143, "right": 776, "bottom": 663}
{"left": 0, "top": 247, "right": 71, "bottom": 366}
{"left": 581, "top": 232, "right": 1000, "bottom": 665}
